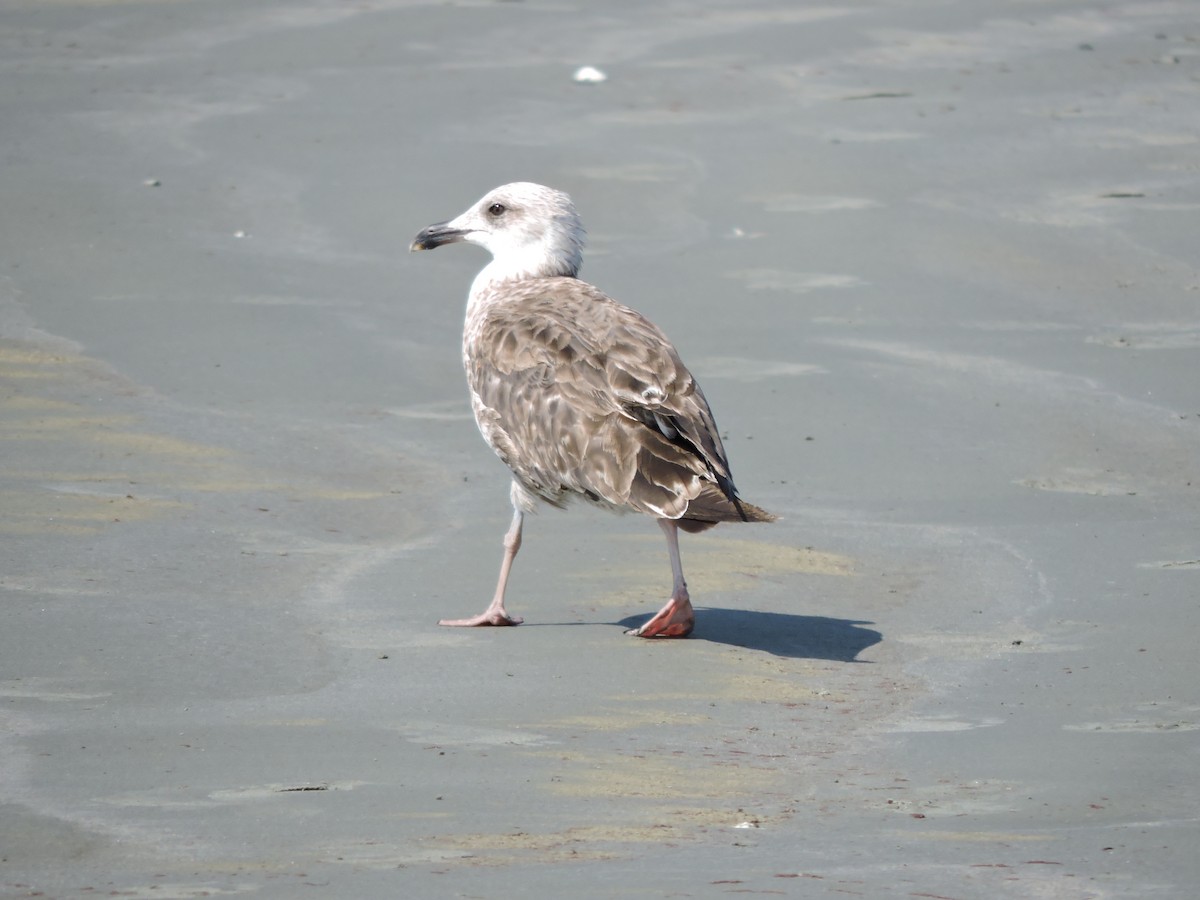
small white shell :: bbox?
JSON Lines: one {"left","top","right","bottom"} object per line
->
{"left": 572, "top": 65, "right": 607, "bottom": 84}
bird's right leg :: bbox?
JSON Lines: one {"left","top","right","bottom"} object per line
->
{"left": 626, "top": 518, "right": 695, "bottom": 638}
{"left": 439, "top": 507, "right": 525, "bottom": 627}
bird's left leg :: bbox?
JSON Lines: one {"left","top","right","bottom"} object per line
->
{"left": 626, "top": 518, "right": 694, "bottom": 638}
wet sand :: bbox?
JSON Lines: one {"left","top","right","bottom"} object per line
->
{"left": 2, "top": 0, "right": 1198, "bottom": 897}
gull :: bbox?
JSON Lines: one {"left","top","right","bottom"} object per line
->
{"left": 411, "top": 182, "right": 774, "bottom": 637}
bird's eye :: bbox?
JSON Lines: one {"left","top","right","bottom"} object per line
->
{"left": 487, "top": 202, "right": 506, "bottom": 217}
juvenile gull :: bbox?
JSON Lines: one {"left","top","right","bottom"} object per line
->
{"left": 411, "top": 182, "right": 774, "bottom": 637}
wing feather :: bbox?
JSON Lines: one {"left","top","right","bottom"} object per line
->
{"left": 465, "top": 276, "right": 758, "bottom": 523}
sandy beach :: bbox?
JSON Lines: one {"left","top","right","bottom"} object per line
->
{"left": 2, "top": 0, "right": 1198, "bottom": 896}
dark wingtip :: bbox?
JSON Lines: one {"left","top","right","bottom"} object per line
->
{"left": 714, "top": 472, "right": 748, "bottom": 520}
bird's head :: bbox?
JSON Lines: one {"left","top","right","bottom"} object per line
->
{"left": 411, "top": 182, "right": 585, "bottom": 282}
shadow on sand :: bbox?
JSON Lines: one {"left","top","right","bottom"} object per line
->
{"left": 616, "top": 608, "right": 882, "bottom": 662}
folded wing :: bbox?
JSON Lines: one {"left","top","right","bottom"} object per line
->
{"left": 466, "top": 277, "right": 775, "bottom": 530}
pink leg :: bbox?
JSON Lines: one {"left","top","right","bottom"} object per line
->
{"left": 626, "top": 519, "right": 694, "bottom": 638}
{"left": 439, "top": 508, "right": 525, "bottom": 627}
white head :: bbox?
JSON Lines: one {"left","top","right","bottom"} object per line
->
{"left": 411, "top": 182, "right": 586, "bottom": 284}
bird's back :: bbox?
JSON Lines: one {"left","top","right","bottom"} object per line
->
{"left": 464, "top": 276, "right": 774, "bottom": 529}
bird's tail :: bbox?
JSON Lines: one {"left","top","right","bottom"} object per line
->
{"left": 676, "top": 485, "right": 777, "bottom": 533}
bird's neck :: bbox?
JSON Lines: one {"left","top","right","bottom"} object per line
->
{"left": 471, "top": 239, "right": 580, "bottom": 292}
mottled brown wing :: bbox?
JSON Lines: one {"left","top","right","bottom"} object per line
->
{"left": 465, "top": 277, "right": 749, "bottom": 522}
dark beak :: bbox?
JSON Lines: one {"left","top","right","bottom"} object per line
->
{"left": 410, "top": 222, "right": 467, "bottom": 252}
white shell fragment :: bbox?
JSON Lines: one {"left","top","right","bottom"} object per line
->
{"left": 572, "top": 65, "right": 607, "bottom": 84}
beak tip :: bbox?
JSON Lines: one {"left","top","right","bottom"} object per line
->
{"left": 410, "top": 224, "right": 466, "bottom": 253}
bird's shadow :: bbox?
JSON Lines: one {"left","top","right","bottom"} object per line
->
{"left": 615, "top": 607, "right": 881, "bottom": 662}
